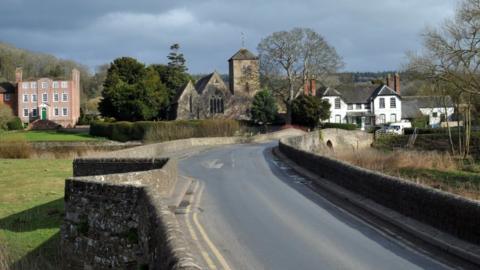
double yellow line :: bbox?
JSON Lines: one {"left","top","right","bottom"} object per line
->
{"left": 185, "top": 181, "right": 232, "bottom": 270}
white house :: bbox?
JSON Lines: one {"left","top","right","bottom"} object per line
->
{"left": 320, "top": 74, "right": 454, "bottom": 130}
{"left": 322, "top": 76, "right": 401, "bottom": 130}
{"left": 401, "top": 96, "right": 455, "bottom": 128}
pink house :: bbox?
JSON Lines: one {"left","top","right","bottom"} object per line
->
{"left": 15, "top": 68, "right": 81, "bottom": 127}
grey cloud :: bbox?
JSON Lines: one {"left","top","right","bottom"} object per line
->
{"left": 0, "top": 0, "right": 457, "bottom": 73}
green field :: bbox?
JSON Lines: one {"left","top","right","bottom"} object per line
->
{"left": 0, "top": 159, "right": 71, "bottom": 269}
{"left": 0, "top": 131, "right": 103, "bottom": 142}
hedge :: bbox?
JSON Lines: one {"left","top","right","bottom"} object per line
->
{"left": 321, "top": 123, "right": 357, "bottom": 130}
{"left": 90, "top": 119, "right": 242, "bottom": 142}
{"left": 404, "top": 127, "right": 464, "bottom": 135}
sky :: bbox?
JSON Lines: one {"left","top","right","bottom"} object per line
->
{"left": 0, "top": 0, "right": 458, "bottom": 74}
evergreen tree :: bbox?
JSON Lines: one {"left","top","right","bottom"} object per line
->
{"left": 99, "top": 57, "right": 169, "bottom": 121}
{"left": 292, "top": 95, "right": 331, "bottom": 128}
{"left": 251, "top": 90, "right": 277, "bottom": 126}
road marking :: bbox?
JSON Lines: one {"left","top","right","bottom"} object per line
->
{"left": 193, "top": 183, "right": 233, "bottom": 270}
{"left": 202, "top": 159, "right": 224, "bottom": 169}
{"left": 184, "top": 181, "right": 217, "bottom": 269}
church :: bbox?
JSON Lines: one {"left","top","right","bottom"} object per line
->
{"left": 171, "top": 48, "right": 260, "bottom": 120}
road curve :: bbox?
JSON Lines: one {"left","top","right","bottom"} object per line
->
{"left": 178, "top": 142, "right": 450, "bottom": 270}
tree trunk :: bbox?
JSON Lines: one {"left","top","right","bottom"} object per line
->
{"left": 285, "top": 101, "right": 292, "bottom": 125}
{"left": 444, "top": 97, "right": 455, "bottom": 155}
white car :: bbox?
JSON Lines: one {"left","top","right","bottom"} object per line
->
{"left": 385, "top": 121, "right": 412, "bottom": 135}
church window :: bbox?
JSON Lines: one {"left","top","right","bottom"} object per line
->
{"left": 209, "top": 92, "right": 224, "bottom": 114}
{"left": 189, "top": 95, "right": 193, "bottom": 112}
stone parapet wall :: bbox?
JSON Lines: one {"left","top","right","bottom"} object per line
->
{"left": 62, "top": 158, "right": 199, "bottom": 269}
{"left": 279, "top": 134, "right": 480, "bottom": 245}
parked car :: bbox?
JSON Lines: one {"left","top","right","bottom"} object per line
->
{"left": 385, "top": 121, "right": 412, "bottom": 135}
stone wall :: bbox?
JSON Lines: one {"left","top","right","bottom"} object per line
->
{"left": 62, "top": 157, "right": 199, "bottom": 269}
{"left": 279, "top": 134, "right": 480, "bottom": 245}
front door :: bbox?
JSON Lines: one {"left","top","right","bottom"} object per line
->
{"left": 356, "top": 117, "right": 362, "bottom": 127}
{"left": 41, "top": 108, "right": 47, "bottom": 120}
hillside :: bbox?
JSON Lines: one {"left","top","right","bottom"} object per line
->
{"left": 0, "top": 42, "right": 103, "bottom": 100}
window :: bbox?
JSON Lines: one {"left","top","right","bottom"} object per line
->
{"left": 62, "top": 108, "right": 68, "bottom": 116}
{"left": 4, "top": 93, "right": 11, "bottom": 101}
{"left": 61, "top": 81, "right": 68, "bottom": 88}
{"left": 379, "top": 114, "right": 386, "bottom": 124}
{"left": 334, "top": 98, "right": 341, "bottom": 109}
{"left": 31, "top": 82, "right": 37, "bottom": 89}
{"left": 23, "top": 108, "right": 29, "bottom": 117}
{"left": 54, "top": 107, "right": 59, "bottom": 116}
{"left": 365, "top": 117, "right": 371, "bottom": 125}
{"left": 347, "top": 104, "right": 353, "bottom": 110}
{"left": 53, "top": 81, "right": 59, "bottom": 88}
{"left": 41, "top": 82, "right": 48, "bottom": 89}
{"left": 42, "top": 93, "right": 48, "bottom": 102}
{"left": 356, "top": 104, "right": 362, "bottom": 109}
{"left": 62, "top": 93, "right": 68, "bottom": 102}
{"left": 32, "top": 94, "right": 37, "bottom": 102}
{"left": 23, "top": 94, "right": 28, "bottom": 102}
{"left": 32, "top": 108, "right": 38, "bottom": 117}
{"left": 390, "top": 97, "right": 396, "bottom": 108}
{"left": 54, "top": 93, "right": 59, "bottom": 102}
{"left": 390, "top": 113, "right": 397, "bottom": 123}
{"left": 22, "top": 82, "right": 29, "bottom": 89}
{"left": 365, "top": 103, "right": 371, "bottom": 110}
{"left": 335, "top": 115, "right": 341, "bottom": 123}
{"left": 209, "top": 93, "right": 224, "bottom": 114}
{"left": 432, "top": 112, "right": 438, "bottom": 117}
{"left": 379, "top": 98, "right": 385, "bottom": 109}
{"left": 189, "top": 95, "right": 193, "bottom": 112}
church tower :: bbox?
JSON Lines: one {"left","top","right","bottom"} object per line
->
{"left": 228, "top": 48, "right": 259, "bottom": 97}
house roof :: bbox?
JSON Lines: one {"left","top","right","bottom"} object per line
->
{"left": 229, "top": 48, "right": 258, "bottom": 61}
{"left": 401, "top": 96, "right": 454, "bottom": 119}
{"left": 373, "top": 85, "right": 399, "bottom": 97}
{"left": 322, "top": 84, "right": 400, "bottom": 104}
{"left": 0, "top": 82, "right": 15, "bottom": 93}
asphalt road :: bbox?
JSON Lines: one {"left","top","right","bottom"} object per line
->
{"left": 178, "top": 142, "right": 450, "bottom": 270}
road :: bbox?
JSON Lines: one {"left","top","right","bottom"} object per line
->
{"left": 178, "top": 142, "right": 450, "bottom": 270}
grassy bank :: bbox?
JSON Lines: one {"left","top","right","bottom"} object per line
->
{"left": 1, "top": 131, "right": 103, "bottom": 142}
{"left": 0, "top": 159, "right": 71, "bottom": 269}
{"left": 324, "top": 148, "right": 480, "bottom": 200}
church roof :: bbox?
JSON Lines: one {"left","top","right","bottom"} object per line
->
{"left": 195, "top": 72, "right": 215, "bottom": 94}
{"left": 0, "top": 82, "right": 15, "bottom": 93}
{"left": 172, "top": 81, "right": 194, "bottom": 103}
{"left": 229, "top": 48, "right": 258, "bottom": 61}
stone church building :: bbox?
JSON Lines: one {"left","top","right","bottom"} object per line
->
{"left": 172, "top": 48, "right": 260, "bottom": 120}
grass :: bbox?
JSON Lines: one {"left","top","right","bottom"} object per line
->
{"left": 323, "top": 147, "right": 480, "bottom": 200}
{"left": 0, "top": 159, "right": 71, "bottom": 269}
{"left": 0, "top": 130, "right": 104, "bottom": 142}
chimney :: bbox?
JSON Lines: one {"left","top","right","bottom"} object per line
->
{"left": 386, "top": 74, "right": 394, "bottom": 89}
{"left": 15, "top": 68, "right": 23, "bottom": 83}
{"left": 72, "top": 68, "right": 80, "bottom": 83}
{"left": 310, "top": 79, "right": 316, "bottom": 96}
{"left": 393, "top": 73, "right": 400, "bottom": 95}
{"left": 304, "top": 80, "right": 309, "bottom": 95}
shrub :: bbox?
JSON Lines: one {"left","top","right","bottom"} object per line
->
{"left": 404, "top": 127, "right": 464, "bottom": 135}
{"left": 7, "top": 117, "right": 23, "bottom": 130}
{"left": 0, "top": 137, "right": 32, "bottom": 158}
{"left": 321, "top": 123, "right": 357, "bottom": 130}
{"left": 251, "top": 90, "right": 277, "bottom": 125}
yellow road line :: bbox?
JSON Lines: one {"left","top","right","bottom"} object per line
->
{"left": 184, "top": 181, "right": 217, "bottom": 269}
{"left": 192, "top": 183, "right": 233, "bottom": 270}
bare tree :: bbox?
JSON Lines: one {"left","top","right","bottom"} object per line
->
{"left": 407, "top": 0, "right": 480, "bottom": 158}
{"left": 257, "top": 28, "right": 343, "bottom": 124}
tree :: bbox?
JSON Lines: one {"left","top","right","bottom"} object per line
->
{"left": 407, "top": 0, "right": 480, "bottom": 158}
{"left": 167, "top": 43, "right": 187, "bottom": 73}
{"left": 0, "top": 104, "right": 14, "bottom": 130}
{"left": 291, "top": 95, "right": 330, "bottom": 128}
{"left": 251, "top": 89, "right": 277, "bottom": 126}
{"left": 258, "top": 28, "right": 343, "bottom": 124}
{"left": 99, "top": 57, "right": 169, "bottom": 121}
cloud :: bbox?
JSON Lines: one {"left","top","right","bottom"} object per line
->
{"left": 0, "top": 0, "right": 458, "bottom": 73}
